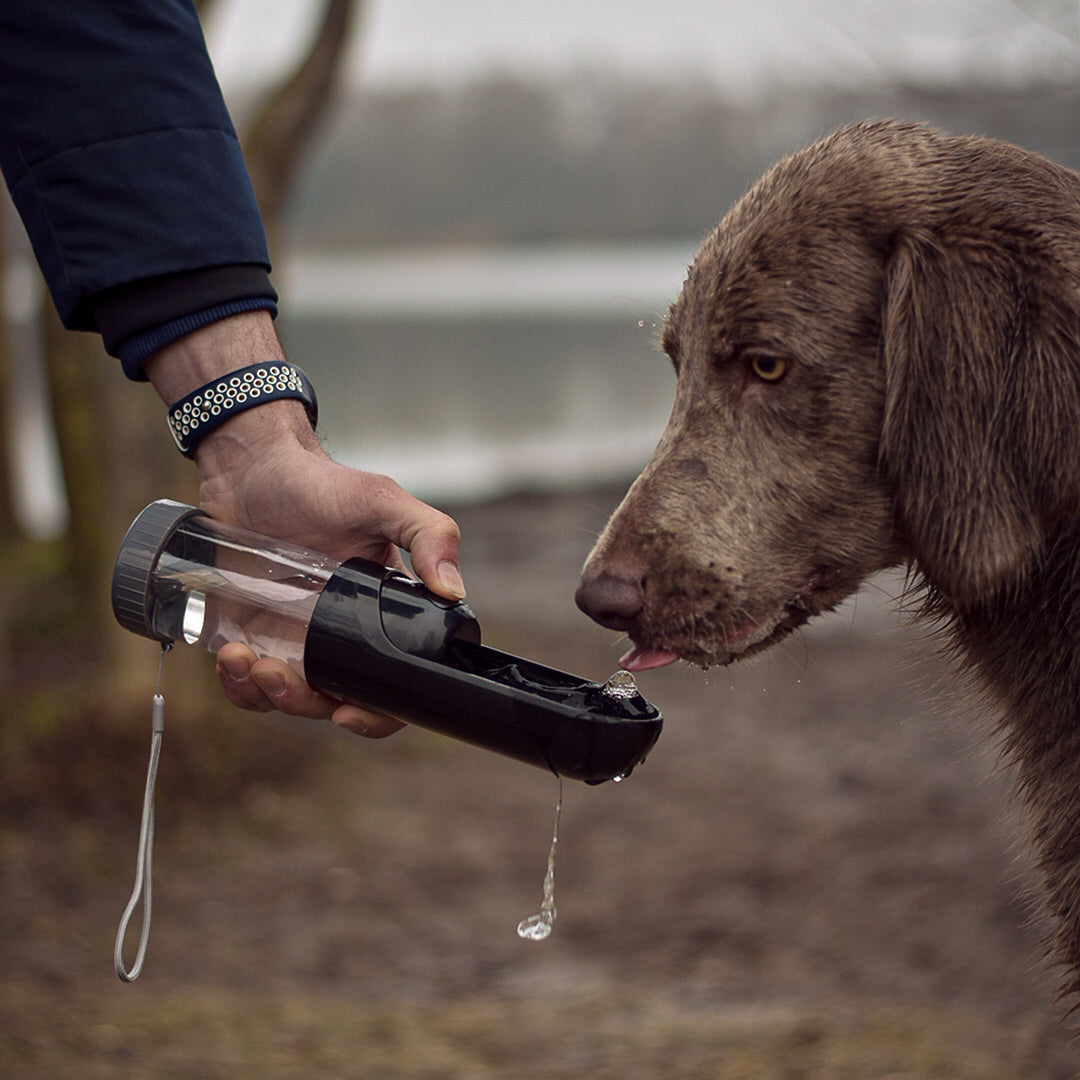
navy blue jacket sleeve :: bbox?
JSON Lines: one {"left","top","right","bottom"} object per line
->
{"left": 0, "top": 0, "right": 275, "bottom": 374}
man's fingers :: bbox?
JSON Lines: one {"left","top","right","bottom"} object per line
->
{"left": 331, "top": 705, "right": 406, "bottom": 738}
{"left": 249, "top": 661, "right": 334, "bottom": 718}
{"left": 379, "top": 486, "right": 465, "bottom": 600}
{"left": 216, "top": 643, "right": 406, "bottom": 738}
{"left": 217, "top": 652, "right": 336, "bottom": 718}
{"left": 217, "top": 644, "right": 276, "bottom": 712}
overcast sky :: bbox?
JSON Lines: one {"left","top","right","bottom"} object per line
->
{"left": 205, "top": 0, "right": 1079, "bottom": 100}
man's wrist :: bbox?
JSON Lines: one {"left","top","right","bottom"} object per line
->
{"left": 143, "top": 309, "right": 284, "bottom": 402}
{"left": 143, "top": 310, "right": 320, "bottom": 462}
{"left": 165, "top": 362, "right": 317, "bottom": 458}
{"left": 192, "top": 396, "right": 324, "bottom": 477}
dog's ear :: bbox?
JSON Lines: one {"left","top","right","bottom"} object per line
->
{"left": 879, "top": 229, "right": 1076, "bottom": 606}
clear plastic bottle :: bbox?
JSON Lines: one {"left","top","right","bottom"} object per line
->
{"left": 112, "top": 500, "right": 340, "bottom": 679}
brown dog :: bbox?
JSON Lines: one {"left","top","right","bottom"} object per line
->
{"left": 577, "top": 120, "right": 1080, "bottom": 990}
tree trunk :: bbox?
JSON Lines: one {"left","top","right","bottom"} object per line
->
{"left": 242, "top": 0, "right": 358, "bottom": 244}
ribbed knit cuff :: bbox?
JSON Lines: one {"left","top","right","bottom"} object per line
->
{"left": 117, "top": 298, "right": 279, "bottom": 379}
{"left": 89, "top": 263, "right": 278, "bottom": 378}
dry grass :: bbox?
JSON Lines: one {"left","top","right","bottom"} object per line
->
{"left": 0, "top": 983, "right": 1053, "bottom": 1080}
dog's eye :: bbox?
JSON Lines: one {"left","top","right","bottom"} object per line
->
{"left": 749, "top": 355, "right": 790, "bottom": 383}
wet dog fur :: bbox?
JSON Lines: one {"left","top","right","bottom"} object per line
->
{"left": 576, "top": 120, "right": 1080, "bottom": 995}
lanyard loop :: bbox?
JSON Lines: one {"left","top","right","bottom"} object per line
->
{"left": 114, "top": 644, "right": 170, "bottom": 981}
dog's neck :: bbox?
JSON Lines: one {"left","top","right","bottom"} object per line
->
{"left": 947, "top": 527, "right": 1080, "bottom": 992}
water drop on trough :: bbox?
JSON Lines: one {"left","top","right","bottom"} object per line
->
{"left": 601, "top": 670, "right": 639, "bottom": 700}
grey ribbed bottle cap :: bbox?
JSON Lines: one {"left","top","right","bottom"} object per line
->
{"left": 111, "top": 499, "right": 206, "bottom": 641}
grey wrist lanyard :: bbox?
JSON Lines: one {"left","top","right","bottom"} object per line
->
{"left": 114, "top": 643, "right": 170, "bottom": 981}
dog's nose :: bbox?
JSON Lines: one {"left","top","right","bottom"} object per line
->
{"left": 575, "top": 568, "right": 644, "bottom": 632}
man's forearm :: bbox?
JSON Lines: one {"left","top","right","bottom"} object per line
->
{"left": 142, "top": 311, "right": 322, "bottom": 473}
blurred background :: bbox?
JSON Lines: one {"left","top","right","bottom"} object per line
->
{"left": 1, "top": 2, "right": 1079, "bottom": 1077}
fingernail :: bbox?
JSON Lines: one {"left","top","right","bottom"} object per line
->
{"left": 332, "top": 708, "right": 369, "bottom": 736}
{"left": 437, "top": 561, "right": 466, "bottom": 599}
{"left": 219, "top": 656, "right": 250, "bottom": 684}
{"left": 253, "top": 670, "right": 287, "bottom": 699}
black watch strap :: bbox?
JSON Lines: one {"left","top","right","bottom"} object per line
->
{"left": 166, "top": 362, "right": 318, "bottom": 458}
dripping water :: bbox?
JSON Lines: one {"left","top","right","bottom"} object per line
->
{"left": 517, "top": 777, "right": 563, "bottom": 941}
{"left": 516, "top": 670, "right": 642, "bottom": 940}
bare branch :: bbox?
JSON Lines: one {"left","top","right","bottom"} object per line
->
{"left": 242, "top": 0, "right": 359, "bottom": 236}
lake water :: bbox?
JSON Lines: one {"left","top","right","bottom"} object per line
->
{"left": 277, "top": 241, "right": 698, "bottom": 502}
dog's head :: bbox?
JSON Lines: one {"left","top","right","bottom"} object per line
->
{"left": 577, "top": 120, "right": 1080, "bottom": 670}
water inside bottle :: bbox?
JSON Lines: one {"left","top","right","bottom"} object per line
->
{"left": 152, "top": 555, "right": 332, "bottom": 676}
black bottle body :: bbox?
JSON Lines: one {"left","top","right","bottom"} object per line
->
{"left": 307, "top": 558, "right": 661, "bottom": 783}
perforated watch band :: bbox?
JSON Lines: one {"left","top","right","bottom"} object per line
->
{"left": 166, "top": 362, "right": 318, "bottom": 458}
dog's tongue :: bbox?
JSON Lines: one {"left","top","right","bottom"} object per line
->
{"left": 619, "top": 646, "right": 681, "bottom": 671}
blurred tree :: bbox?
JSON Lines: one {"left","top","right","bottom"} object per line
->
{"left": 241, "top": 0, "right": 358, "bottom": 246}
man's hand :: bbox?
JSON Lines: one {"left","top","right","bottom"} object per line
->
{"left": 143, "top": 311, "right": 464, "bottom": 737}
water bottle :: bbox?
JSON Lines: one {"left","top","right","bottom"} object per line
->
{"left": 112, "top": 500, "right": 662, "bottom": 784}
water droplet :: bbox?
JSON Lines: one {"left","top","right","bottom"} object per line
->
{"left": 612, "top": 774, "right": 625, "bottom": 783}
{"left": 601, "top": 671, "right": 638, "bottom": 700}
{"left": 637, "top": 319, "right": 646, "bottom": 328}
{"left": 517, "top": 778, "right": 562, "bottom": 942}
{"left": 516, "top": 912, "right": 553, "bottom": 941}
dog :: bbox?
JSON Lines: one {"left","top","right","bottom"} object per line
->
{"left": 576, "top": 120, "right": 1080, "bottom": 992}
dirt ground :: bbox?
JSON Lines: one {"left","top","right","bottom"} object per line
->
{"left": 3, "top": 485, "right": 1080, "bottom": 1078}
